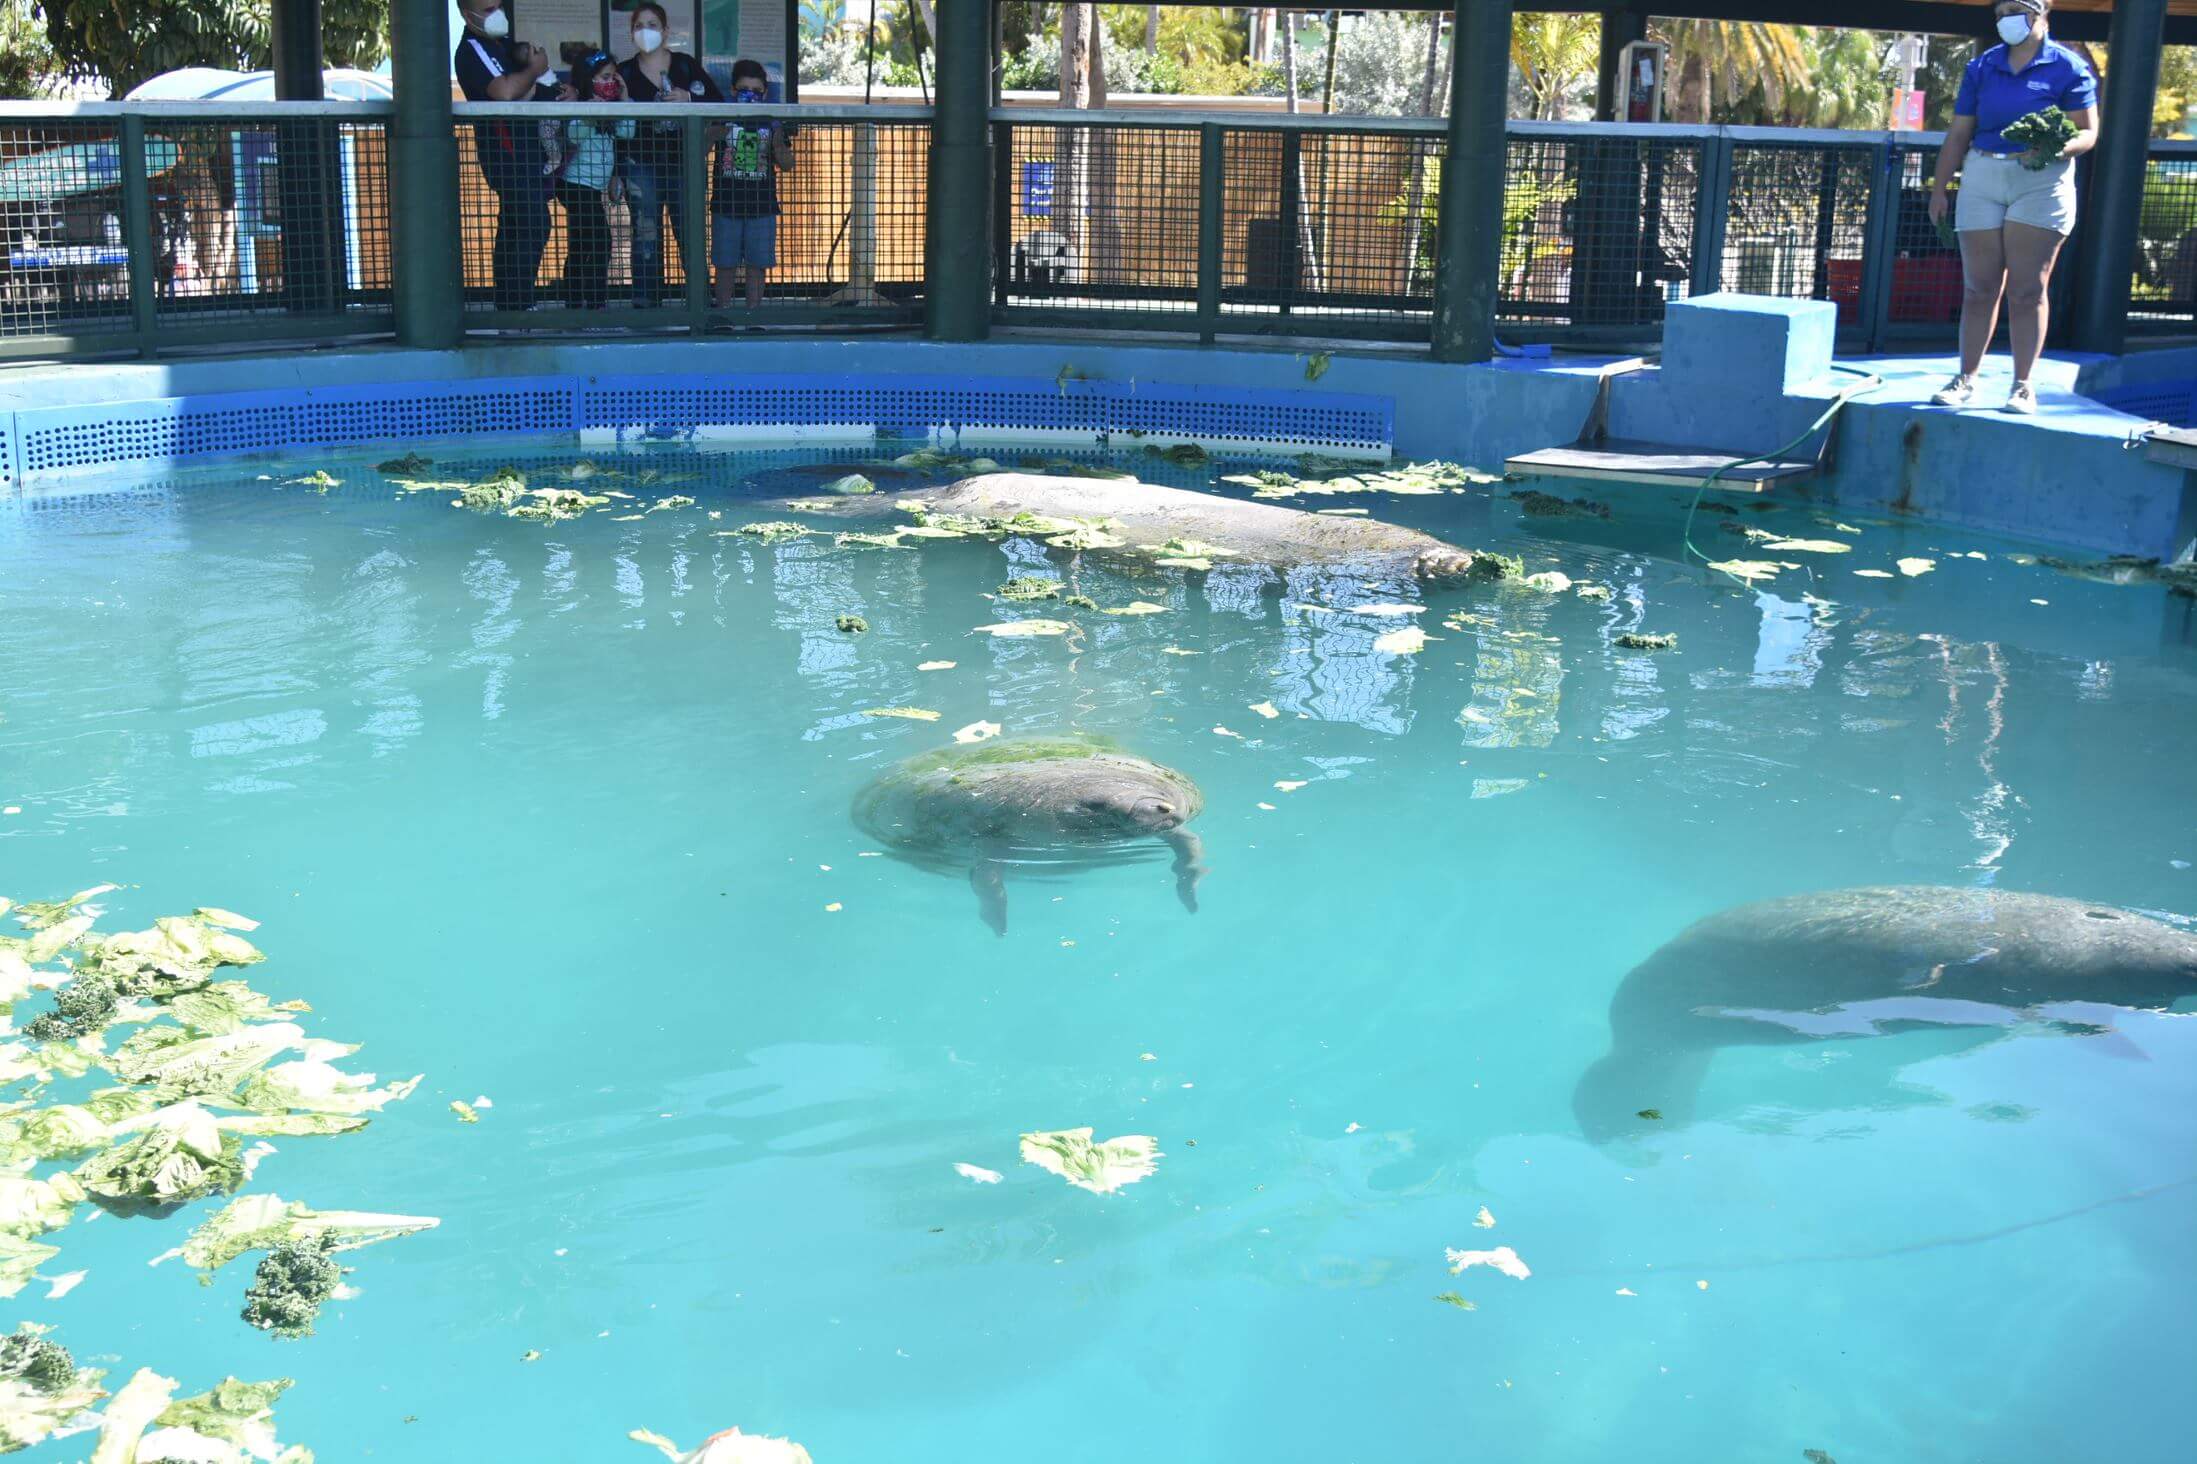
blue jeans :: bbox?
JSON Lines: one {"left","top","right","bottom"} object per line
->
{"left": 624, "top": 159, "right": 687, "bottom": 306}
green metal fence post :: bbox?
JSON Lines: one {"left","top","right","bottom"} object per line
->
{"left": 1196, "top": 123, "right": 1223, "bottom": 343}
{"left": 1689, "top": 132, "right": 1732, "bottom": 299}
{"left": 390, "top": 0, "right": 463, "bottom": 349}
{"left": 926, "top": 0, "right": 992, "bottom": 340}
{"left": 1856, "top": 140, "right": 1902, "bottom": 353}
{"left": 683, "top": 112, "right": 711, "bottom": 326}
{"left": 2071, "top": 0, "right": 2169, "bottom": 353}
{"left": 1432, "top": 0, "right": 1513, "bottom": 363}
{"left": 272, "top": 0, "right": 342, "bottom": 316}
{"left": 117, "top": 113, "right": 158, "bottom": 355}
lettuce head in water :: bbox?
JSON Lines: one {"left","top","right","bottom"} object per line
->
{"left": 0, "top": 1324, "right": 104, "bottom": 1453}
{"left": 630, "top": 1424, "right": 816, "bottom": 1463}
{"left": 1019, "top": 1128, "right": 1163, "bottom": 1194}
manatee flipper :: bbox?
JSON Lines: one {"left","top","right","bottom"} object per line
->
{"left": 971, "top": 857, "right": 1009, "bottom": 936}
{"left": 1162, "top": 828, "right": 1207, "bottom": 914}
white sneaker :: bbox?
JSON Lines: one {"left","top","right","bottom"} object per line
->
{"left": 2002, "top": 382, "right": 2038, "bottom": 415}
{"left": 1930, "top": 374, "right": 1976, "bottom": 407}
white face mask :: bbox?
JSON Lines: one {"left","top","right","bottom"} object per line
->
{"left": 634, "top": 27, "right": 664, "bottom": 53}
{"left": 477, "top": 6, "right": 510, "bottom": 37}
{"left": 1997, "top": 14, "right": 2033, "bottom": 44}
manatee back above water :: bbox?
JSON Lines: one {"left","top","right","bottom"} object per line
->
{"left": 1576, "top": 885, "right": 2197, "bottom": 1142}
{"left": 911, "top": 473, "right": 1498, "bottom": 581}
{"left": 852, "top": 735, "right": 1207, "bottom": 933}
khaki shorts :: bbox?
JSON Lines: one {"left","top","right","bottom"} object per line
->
{"left": 1956, "top": 152, "right": 2077, "bottom": 236}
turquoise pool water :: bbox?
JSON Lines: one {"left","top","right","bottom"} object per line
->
{"left": 3, "top": 444, "right": 2195, "bottom": 1462}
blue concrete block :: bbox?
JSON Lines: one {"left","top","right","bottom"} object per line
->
{"left": 1663, "top": 293, "right": 1837, "bottom": 395}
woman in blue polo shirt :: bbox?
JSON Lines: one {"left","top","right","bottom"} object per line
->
{"left": 1927, "top": 0, "right": 2099, "bottom": 414}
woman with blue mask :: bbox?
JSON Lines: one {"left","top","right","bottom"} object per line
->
{"left": 1928, "top": 0, "right": 2099, "bottom": 415}
{"left": 618, "top": 2, "right": 723, "bottom": 308}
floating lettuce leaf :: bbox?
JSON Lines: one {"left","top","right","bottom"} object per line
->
{"left": 105, "top": 1024, "right": 312, "bottom": 1097}
{"left": 861, "top": 707, "right": 941, "bottom": 722}
{"left": 233, "top": 1060, "right": 420, "bottom": 1118}
{"left": 834, "top": 530, "right": 910, "bottom": 550}
{"left": 74, "top": 1102, "right": 249, "bottom": 1209}
{"left": 375, "top": 453, "right": 432, "bottom": 475}
{"left": 89, "top": 1366, "right": 175, "bottom": 1463}
{"left": 1372, "top": 626, "right": 1428, "bottom": 655}
{"left": 160, "top": 1194, "right": 439, "bottom": 1274}
{"left": 820, "top": 474, "right": 875, "bottom": 496}
{"left": 1521, "top": 571, "right": 1573, "bottom": 594}
{"left": 164, "top": 983, "right": 311, "bottom": 1038}
{"left": 1143, "top": 443, "right": 1209, "bottom": 465}
{"left": 731, "top": 521, "right": 812, "bottom": 544}
{"left": 834, "top": 615, "right": 869, "bottom": 634}
{"left": 507, "top": 488, "right": 608, "bottom": 523}
{"left": 148, "top": 1376, "right": 304, "bottom": 1463}
{"left": 996, "top": 577, "right": 1061, "bottom": 602}
{"left": 973, "top": 620, "right": 1074, "bottom": 638}
{"left": 22, "top": 973, "right": 120, "bottom": 1043}
{"left": 1614, "top": 632, "right": 1677, "bottom": 651}
{"left": 1303, "top": 351, "right": 1331, "bottom": 382}
{"left": 630, "top": 1424, "right": 816, "bottom": 1463}
{"left": 645, "top": 495, "right": 696, "bottom": 513}
{"left": 0, "top": 1169, "right": 87, "bottom": 1239}
{"left": 9, "top": 886, "right": 119, "bottom": 932}
{"left": 0, "top": 1235, "right": 59, "bottom": 1300}
{"left": 1018, "top": 1128, "right": 1161, "bottom": 1195}
{"left": 1445, "top": 1244, "right": 1531, "bottom": 1280}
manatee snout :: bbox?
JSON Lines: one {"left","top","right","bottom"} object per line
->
{"left": 1129, "top": 794, "right": 1186, "bottom": 832}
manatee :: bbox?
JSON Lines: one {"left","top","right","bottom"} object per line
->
{"left": 906, "top": 473, "right": 1502, "bottom": 582}
{"left": 852, "top": 735, "right": 1206, "bottom": 934}
{"left": 1575, "top": 885, "right": 2197, "bottom": 1142}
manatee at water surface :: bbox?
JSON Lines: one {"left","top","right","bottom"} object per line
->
{"left": 909, "top": 473, "right": 1507, "bottom": 582}
{"left": 1575, "top": 885, "right": 2197, "bottom": 1141}
{"left": 852, "top": 735, "right": 1207, "bottom": 934}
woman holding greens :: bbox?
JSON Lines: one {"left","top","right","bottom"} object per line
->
{"left": 1928, "top": 0, "right": 2099, "bottom": 414}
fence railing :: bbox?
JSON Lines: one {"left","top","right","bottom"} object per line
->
{"left": 0, "top": 99, "right": 2187, "bottom": 360}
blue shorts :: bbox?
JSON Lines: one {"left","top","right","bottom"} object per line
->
{"left": 713, "top": 214, "right": 777, "bottom": 269}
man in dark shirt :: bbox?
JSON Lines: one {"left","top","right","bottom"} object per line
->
{"left": 453, "top": 0, "right": 561, "bottom": 312}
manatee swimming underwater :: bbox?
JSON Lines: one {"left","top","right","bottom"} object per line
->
{"left": 852, "top": 736, "right": 1207, "bottom": 934}
{"left": 1575, "top": 886, "right": 2197, "bottom": 1141}
{"left": 914, "top": 473, "right": 1498, "bottom": 582}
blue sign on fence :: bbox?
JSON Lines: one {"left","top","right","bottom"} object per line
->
{"left": 1023, "top": 160, "right": 1055, "bottom": 217}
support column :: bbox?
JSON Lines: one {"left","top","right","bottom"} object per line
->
{"left": 273, "top": 0, "right": 342, "bottom": 315}
{"left": 2071, "top": 0, "right": 2169, "bottom": 354}
{"left": 390, "top": 0, "right": 463, "bottom": 348}
{"left": 926, "top": 0, "right": 992, "bottom": 340}
{"left": 1594, "top": 5, "right": 1645, "bottom": 122}
{"left": 1433, "top": 0, "right": 1512, "bottom": 363}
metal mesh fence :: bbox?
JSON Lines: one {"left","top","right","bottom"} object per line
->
{"left": 999, "top": 122, "right": 1199, "bottom": 314}
{"left": 149, "top": 116, "right": 390, "bottom": 325}
{"left": 1880, "top": 143, "right": 1963, "bottom": 328}
{"left": 456, "top": 110, "right": 927, "bottom": 321}
{"left": 0, "top": 119, "right": 136, "bottom": 341}
{"left": 1500, "top": 133, "right": 1699, "bottom": 333}
{"left": 1723, "top": 143, "right": 1873, "bottom": 308}
{"left": 2133, "top": 147, "right": 2197, "bottom": 331}
{"left": 1219, "top": 125, "right": 1438, "bottom": 330}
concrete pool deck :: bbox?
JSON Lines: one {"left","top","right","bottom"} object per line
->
{"left": 1, "top": 294, "right": 2191, "bottom": 562}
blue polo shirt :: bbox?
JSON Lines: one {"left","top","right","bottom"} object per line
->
{"left": 1955, "top": 40, "right": 2097, "bottom": 154}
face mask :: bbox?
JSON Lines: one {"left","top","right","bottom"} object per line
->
{"left": 592, "top": 78, "right": 621, "bottom": 100}
{"left": 634, "top": 27, "right": 664, "bottom": 53}
{"left": 477, "top": 7, "right": 510, "bottom": 37}
{"left": 735, "top": 87, "right": 764, "bottom": 102}
{"left": 1997, "top": 14, "right": 2032, "bottom": 44}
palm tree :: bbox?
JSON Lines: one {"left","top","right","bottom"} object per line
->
{"left": 1510, "top": 14, "right": 1599, "bottom": 122}
{"left": 1652, "top": 20, "right": 1813, "bottom": 124}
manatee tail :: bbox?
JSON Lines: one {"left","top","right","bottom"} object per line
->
{"left": 971, "top": 859, "right": 1008, "bottom": 936}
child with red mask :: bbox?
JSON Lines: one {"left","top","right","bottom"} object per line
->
{"left": 553, "top": 51, "right": 636, "bottom": 309}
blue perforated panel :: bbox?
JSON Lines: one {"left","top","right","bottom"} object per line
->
{"left": 8, "top": 369, "right": 1393, "bottom": 479}
{"left": 581, "top": 374, "right": 1392, "bottom": 452}
{"left": 2088, "top": 380, "right": 2197, "bottom": 429}
{"left": 13, "top": 379, "right": 578, "bottom": 476}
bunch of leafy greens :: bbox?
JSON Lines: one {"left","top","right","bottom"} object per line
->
{"left": 2005, "top": 106, "right": 2078, "bottom": 168}
{"left": 0, "top": 884, "right": 440, "bottom": 1452}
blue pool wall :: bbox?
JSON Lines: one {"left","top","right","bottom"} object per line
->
{"left": 0, "top": 328, "right": 2190, "bottom": 561}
